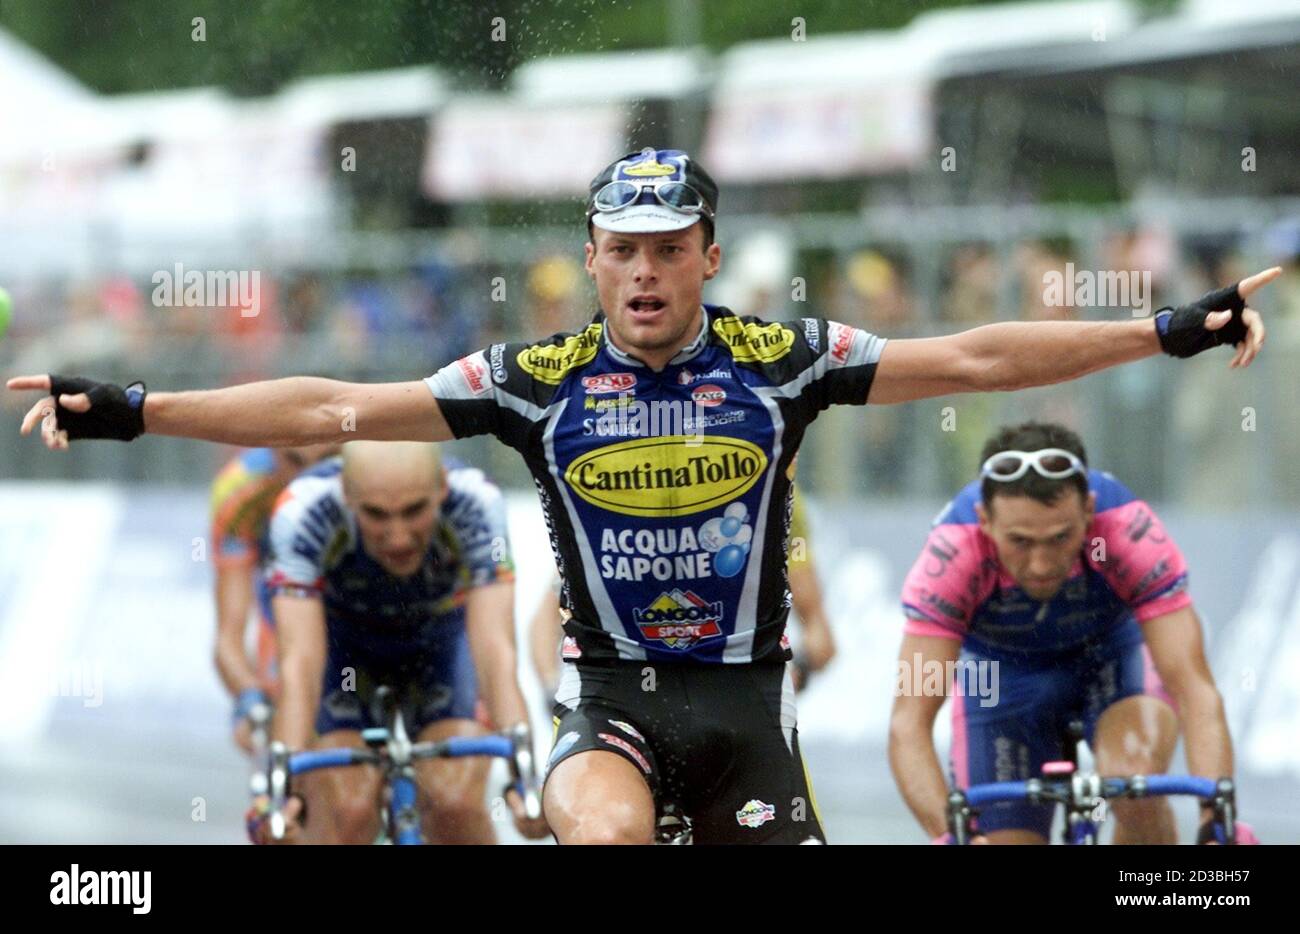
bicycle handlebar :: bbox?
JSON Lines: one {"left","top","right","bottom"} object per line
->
{"left": 963, "top": 774, "right": 1221, "bottom": 807}
{"left": 289, "top": 747, "right": 378, "bottom": 773}
{"left": 265, "top": 729, "right": 536, "bottom": 840}
{"left": 1115, "top": 775, "right": 1218, "bottom": 798}
{"left": 947, "top": 773, "right": 1238, "bottom": 845}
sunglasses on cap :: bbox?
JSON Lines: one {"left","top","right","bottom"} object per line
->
{"left": 589, "top": 179, "right": 715, "bottom": 221}
{"left": 980, "top": 448, "right": 1086, "bottom": 482}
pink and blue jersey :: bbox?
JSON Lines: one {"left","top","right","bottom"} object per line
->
{"left": 900, "top": 469, "right": 1191, "bottom": 837}
{"left": 901, "top": 469, "right": 1191, "bottom": 659}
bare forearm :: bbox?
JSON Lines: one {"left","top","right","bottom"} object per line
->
{"left": 145, "top": 378, "right": 351, "bottom": 446}
{"left": 214, "top": 570, "right": 259, "bottom": 695}
{"left": 529, "top": 590, "right": 563, "bottom": 693}
{"left": 482, "top": 648, "right": 530, "bottom": 729}
{"left": 966, "top": 318, "right": 1160, "bottom": 392}
{"left": 467, "top": 584, "right": 530, "bottom": 728}
{"left": 789, "top": 564, "right": 827, "bottom": 631}
{"left": 274, "top": 660, "right": 321, "bottom": 750}
{"left": 1177, "top": 685, "right": 1234, "bottom": 783}
{"left": 888, "top": 721, "right": 951, "bottom": 838}
{"left": 214, "top": 626, "right": 259, "bottom": 696}
{"left": 469, "top": 605, "right": 531, "bottom": 728}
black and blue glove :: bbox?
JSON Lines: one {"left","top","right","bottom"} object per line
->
{"left": 47, "top": 375, "right": 147, "bottom": 441}
{"left": 1155, "top": 284, "right": 1248, "bottom": 358}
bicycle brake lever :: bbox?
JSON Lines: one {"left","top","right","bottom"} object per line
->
{"left": 507, "top": 723, "right": 543, "bottom": 820}
{"left": 946, "top": 789, "right": 971, "bottom": 845}
{"left": 267, "top": 741, "right": 290, "bottom": 841}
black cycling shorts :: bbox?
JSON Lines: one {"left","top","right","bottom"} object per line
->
{"left": 546, "top": 660, "right": 826, "bottom": 844}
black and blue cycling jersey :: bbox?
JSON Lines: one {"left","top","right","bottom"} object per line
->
{"left": 425, "top": 304, "right": 885, "bottom": 664}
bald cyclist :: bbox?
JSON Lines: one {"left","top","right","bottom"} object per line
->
{"left": 257, "top": 441, "right": 546, "bottom": 843}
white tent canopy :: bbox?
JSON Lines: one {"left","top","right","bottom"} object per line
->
{"left": 510, "top": 47, "right": 709, "bottom": 104}
{"left": 0, "top": 26, "right": 96, "bottom": 133}
{"left": 0, "top": 35, "right": 450, "bottom": 269}
{"left": 273, "top": 66, "right": 448, "bottom": 124}
{"left": 703, "top": 1, "right": 1137, "bottom": 181}
{"left": 423, "top": 93, "right": 624, "bottom": 200}
{"left": 422, "top": 48, "right": 708, "bottom": 200}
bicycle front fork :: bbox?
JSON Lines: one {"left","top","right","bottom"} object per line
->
{"left": 388, "top": 771, "right": 422, "bottom": 845}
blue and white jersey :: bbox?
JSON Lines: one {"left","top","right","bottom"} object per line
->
{"left": 425, "top": 305, "right": 885, "bottom": 664}
{"left": 264, "top": 457, "right": 514, "bottom": 666}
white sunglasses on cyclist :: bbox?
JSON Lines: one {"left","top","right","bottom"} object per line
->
{"left": 980, "top": 448, "right": 1086, "bottom": 482}
{"left": 589, "top": 180, "right": 715, "bottom": 221}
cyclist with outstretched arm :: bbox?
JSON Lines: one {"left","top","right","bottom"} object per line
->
{"left": 10, "top": 148, "right": 1276, "bottom": 843}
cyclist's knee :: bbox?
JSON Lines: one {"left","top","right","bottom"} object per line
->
{"left": 1096, "top": 736, "right": 1169, "bottom": 776}
{"left": 424, "top": 783, "right": 490, "bottom": 828}
{"left": 329, "top": 788, "right": 382, "bottom": 843}
{"left": 1094, "top": 698, "right": 1177, "bottom": 775}
{"left": 555, "top": 804, "right": 655, "bottom": 845}
{"left": 543, "top": 751, "right": 655, "bottom": 845}
{"left": 1110, "top": 795, "right": 1173, "bottom": 823}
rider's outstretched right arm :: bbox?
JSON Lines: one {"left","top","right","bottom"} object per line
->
{"left": 9, "top": 374, "right": 453, "bottom": 448}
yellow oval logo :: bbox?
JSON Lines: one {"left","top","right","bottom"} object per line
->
{"left": 517, "top": 323, "right": 603, "bottom": 385}
{"left": 711, "top": 317, "right": 795, "bottom": 363}
{"left": 622, "top": 161, "right": 676, "bottom": 177}
{"left": 564, "top": 436, "right": 767, "bottom": 517}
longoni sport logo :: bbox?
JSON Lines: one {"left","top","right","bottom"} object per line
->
{"left": 50, "top": 865, "right": 151, "bottom": 915}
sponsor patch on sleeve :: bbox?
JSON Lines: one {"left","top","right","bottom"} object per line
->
{"left": 826, "top": 322, "right": 857, "bottom": 367}
{"left": 456, "top": 352, "right": 491, "bottom": 396}
{"left": 802, "top": 318, "right": 820, "bottom": 353}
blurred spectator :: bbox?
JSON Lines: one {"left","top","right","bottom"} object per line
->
{"left": 12, "top": 277, "right": 144, "bottom": 376}
{"left": 941, "top": 244, "right": 999, "bottom": 326}
{"left": 526, "top": 254, "right": 584, "bottom": 336}
{"left": 1171, "top": 246, "right": 1298, "bottom": 508}
{"left": 1006, "top": 242, "right": 1087, "bottom": 445}
{"left": 1, "top": 215, "right": 1294, "bottom": 507}
{"left": 934, "top": 245, "right": 1002, "bottom": 492}
{"left": 1017, "top": 240, "right": 1078, "bottom": 322}
{"left": 845, "top": 249, "right": 914, "bottom": 335}
{"left": 281, "top": 273, "right": 329, "bottom": 334}
{"left": 721, "top": 229, "right": 796, "bottom": 319}
{"left": 323, "top": 291, "right": 373, "bottom": 369}
{"left": 835, "top": 248, "right": 918, "bottom": 497}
